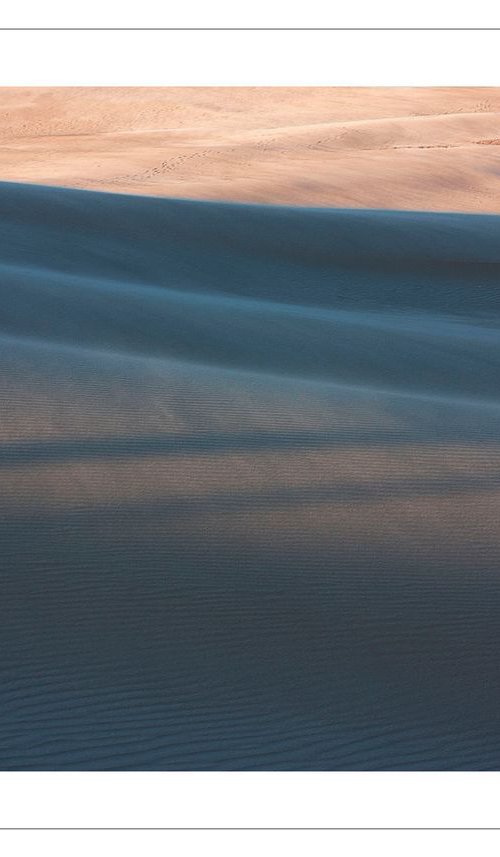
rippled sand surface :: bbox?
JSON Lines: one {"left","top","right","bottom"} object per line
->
{"left": 1, "top": 181, "right": 500, "bottom": 769}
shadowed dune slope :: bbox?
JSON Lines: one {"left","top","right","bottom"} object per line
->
{"left": 1, "top": 182, "right": 500, "bottom": 770}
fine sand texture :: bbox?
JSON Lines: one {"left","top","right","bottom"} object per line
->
{"left": 1, "top": 87, "right": 500, "bottom": 210}
{"left": 1, "top": 181, "right": 500, "bottom": 769}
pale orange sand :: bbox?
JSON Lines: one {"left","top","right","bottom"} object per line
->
{"left": 2, "top": 87, "right": 500, "bottom": 211}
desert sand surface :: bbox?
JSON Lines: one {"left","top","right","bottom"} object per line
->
{"left": 2, "top": 87, "right": 500, "bottom": 771}
{"left": 1, "top": 87, "right": 500, "bottom": 210}
{"left": 2, "top": 180, "right": 500, "bottom": 769}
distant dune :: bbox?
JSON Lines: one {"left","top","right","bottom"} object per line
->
{"left": 2, "top": 181, "right": 500, "bottom": 769}
{"left": 1, "top": 87, "right": 500, "bottom": 210}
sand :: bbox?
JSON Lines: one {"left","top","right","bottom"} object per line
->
{"left": 1, "top": 180, "right": 500, "bottom": 769}
{"left": 2, "top": 87, "right": 500, "bottom": 770}
{"left": 1, "top": 87, "right": 500, "bottom": 210}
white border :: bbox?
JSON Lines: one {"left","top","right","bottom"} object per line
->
{"left": 0, "top": 30, "right": 500, "bottom": 85}
{"left": 1, "top": 773, "right": 500, "bottom": 828}
{"left": 0, "top": 1, "right": 500, "bottom": 29}
{"left": 1, "top": 830, "right": 500, "bottom": 857}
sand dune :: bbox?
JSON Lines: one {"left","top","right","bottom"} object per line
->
{"left": 2, "top": 87, "right": 500, "bottom": 210}
{"left": 1, "top": 181, "right": 500, "bottom": 769}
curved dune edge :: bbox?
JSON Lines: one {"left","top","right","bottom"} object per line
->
{"left": 1, "top": 181, "right": 500, "bottom": 770}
